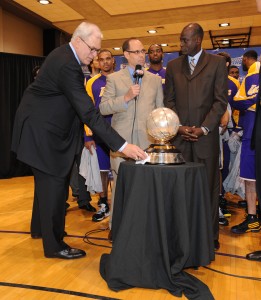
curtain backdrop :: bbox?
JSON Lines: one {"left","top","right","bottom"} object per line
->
{"left": 0, "top": 53, "right": 45, "bottom": 179}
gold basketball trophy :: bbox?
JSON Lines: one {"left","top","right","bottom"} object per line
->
{"left": 145, "top": 107, "right": 185, "bottom": 164}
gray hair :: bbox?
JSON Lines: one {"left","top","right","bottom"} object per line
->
{"left": 71, "top": 22, "right": 103, "bottom": 41}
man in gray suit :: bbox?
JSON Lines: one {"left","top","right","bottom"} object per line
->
{"left": 100, "top": 38, "right": 164, "bottom": 234}
{"left": 11, "top": 23, "right": 146, "bottom": 259}
{"left": 164, "top": 23, "right": 228, "bottom": 250}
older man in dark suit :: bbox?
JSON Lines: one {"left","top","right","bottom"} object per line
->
{"left": 11, "top": 22, "right": 146, "bottom": 259}
{"left": 164, "top": 23, "right": 228, "bottom": 251}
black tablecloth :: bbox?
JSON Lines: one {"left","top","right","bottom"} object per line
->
{"left": 100, "top": 161, "right": 215, "bottom": 299}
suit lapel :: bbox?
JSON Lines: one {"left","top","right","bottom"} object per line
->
{"left": 183, "top": 51, "right": 208, "bottom": 80}
{"left": 183, "top": 56, "right": 191, "bottom": 80}
{"left": 191, "top": 51, "right": 208, "bottom": 79}
{"left": 139, "top": 70, "right": 148, "bottom": 98}
{"left": 121, "top": 67, "right": 133, "bottom": 88}
{"left": 120, "top": 67, "right": 149, "bottom": 99}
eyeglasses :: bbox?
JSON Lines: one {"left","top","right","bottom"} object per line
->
{"left": 126, "top": 49, "right": 146, "bottom": 55}
{"left": 79, "top": 37, "right": 100, "bottom": 54}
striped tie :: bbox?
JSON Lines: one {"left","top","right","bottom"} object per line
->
{"left": 190, "top": 58, "right": 196, "bottom": 74}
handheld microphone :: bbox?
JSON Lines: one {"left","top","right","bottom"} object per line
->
{"left": 133, "top": 65, "right": 144, "bottom": 84}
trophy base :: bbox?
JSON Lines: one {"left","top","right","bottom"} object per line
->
{"left": 145, "top": 144, "right": 185, "bottom": 165}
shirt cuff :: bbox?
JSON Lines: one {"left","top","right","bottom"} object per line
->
{"left": 118, "top": 141, "right": 128, "bottom": 152}
{"left": 201, "top": 126, "right": 209, "bottom": 135}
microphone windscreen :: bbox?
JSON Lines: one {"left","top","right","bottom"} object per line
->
{"left": 133, "top": 65, "right": 144, "bottom": 79}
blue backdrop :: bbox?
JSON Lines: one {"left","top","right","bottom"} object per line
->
{"left": 114, "top": 47, "right": 261, "bottom": 83}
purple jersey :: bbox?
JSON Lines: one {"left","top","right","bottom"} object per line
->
{"left": 232, "top": 62, "right": 259, "bottom": 139}
{"left": 232, "top": 61, "right": 260, "bottom": 180}
{"left": 85, "top": 74, "right": 112, "bottom": 171}
{"left": 228, "top": 75, "right": 240, "bottom": 128}
{"left": 147, "top": 67, "right": 166, "bottom": 88}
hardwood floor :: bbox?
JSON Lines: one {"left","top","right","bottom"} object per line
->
{"left": 0, "top": 176, "right": 260, "bottom": 299}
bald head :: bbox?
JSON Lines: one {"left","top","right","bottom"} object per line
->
{"left": 70, "top": 22, "right": 103, "bottom": 66}
{"left": 183, "top": 23, "right": 204, "bottom": 40}
{"left": 180, "top": 23, "right": 204, "bottom": 56}
{"left": 71, "top": 22, "right": 103, "bottom": 42}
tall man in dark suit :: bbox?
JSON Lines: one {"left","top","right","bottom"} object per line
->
{"left": 164, "top": 23, "right": 228, "bottom": 250}
{"left": 11, "top": 22, "right": 146, "bottom": 259}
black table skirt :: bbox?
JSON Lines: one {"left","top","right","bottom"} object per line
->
{"left": 100, "top": 161, "right": 215, "bottom": 299}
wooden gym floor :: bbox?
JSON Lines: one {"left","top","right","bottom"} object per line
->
{"left": 0, "top": 176, "right": 260, "bottom": 300}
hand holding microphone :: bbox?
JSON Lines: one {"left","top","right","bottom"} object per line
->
{"left": 124, "top": 85, "right": 140, "bottom": 102}
{"left": 124, "top": 64, "right": 144, "bottom": 102}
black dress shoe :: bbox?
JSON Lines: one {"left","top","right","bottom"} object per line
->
{"left": 45, "top": 248, "right": 86, "bottom": 259}
{"left": 246, "top": 250, "right": 261, "bottom": 261}
{"left": 79, "top": 203, "right": 96, "bottom": 212}
{"left": 214, "top": 240, "right": 220, "bottom": 251}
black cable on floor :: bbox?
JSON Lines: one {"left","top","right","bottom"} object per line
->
{"left": 83, "top": 227, "right": 112, "bottom": 249}
{"left": 0, "top": 282, "right": 121, "bottom": 299}
{"left": 203, "top": 266, "right": 261, "bottom": 281}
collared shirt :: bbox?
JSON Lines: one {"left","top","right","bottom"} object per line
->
{"left": 128, "top": 65, "right": 143, "bottom": 84}
{"left": 188, "top": 48, "right": 203, "bottom": 67}
{"left": 69, "top": 42, "right": 81, "bottom": 65}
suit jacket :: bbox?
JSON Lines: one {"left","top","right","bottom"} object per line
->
{"left": 164, "top": 50, "right": 228, "bottom": 159}
{"left": 11, "top": 44, "right": 125, "bottom": 177}
{"left": 99, "top": 67, "right": 164, "bottom": 152}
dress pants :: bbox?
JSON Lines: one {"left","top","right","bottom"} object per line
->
{"left": 30, "top": 167, "right": 69, "bottom": 256}
{"left": 75, "top": 151, "right": 92, "bottom": 207}
{"left": 69, "top": 160, "right": 79, "bottom": 197}
{"left": 180, "top": 142, "right": 220, "bottom": 241}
